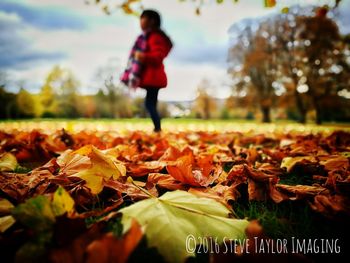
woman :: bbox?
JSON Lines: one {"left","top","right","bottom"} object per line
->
{"left": 121, "top": 9, "right": 173, "bottom": 132}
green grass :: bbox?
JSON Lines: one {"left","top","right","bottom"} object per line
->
{"left": 232, "top": 200, "right": 336, "bottom": 239}
{"left": 1, "top": 118, "right": 349, "bottom": 133}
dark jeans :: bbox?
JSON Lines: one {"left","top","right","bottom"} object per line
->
{"left": 145, "top": 87, "right": 161, "bottom": 131}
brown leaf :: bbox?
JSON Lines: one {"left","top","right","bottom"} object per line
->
{"left": 126, "top": 161, "right": 165, "bottom": 177}
{"left": 276, "top": 184, "right": 328, "bottom": 200}
{"left": 319, "top": 155, "right": 349, "bottom": 171}
{"left": 309, "top": 194, "right": 350, "bottom": 218}
{"left": 166, "top": 152, "right": 221, "bottom": 187}
{"left": 148, "top": 173, "right": 184, "bottom": 190}
{"left": 49, "top": 222, "right": 104, "bottom": 263}
{"left": 104, "top": 179, "right": 158, "bottom": 200}
{"left": 86, "top": 219, "right": 143, "bottom": 263}
{"left": 188, "top": 184, "right": 240, "bottom": 207}
{"left": 56, "top": 149, "right": 91, "bottom": 176}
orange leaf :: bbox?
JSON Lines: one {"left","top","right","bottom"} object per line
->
{"left": 148, "top": 173, "right": 184, "bottom": 190}
{"left": 86, "top": 219, "right": 143, "bottom": 263}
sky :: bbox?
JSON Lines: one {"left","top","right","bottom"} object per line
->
{"left": 1, "top": 0, "right": 349, "bottom": 101}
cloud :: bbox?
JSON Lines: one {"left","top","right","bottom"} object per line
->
{"left": 0, "top": 11, "right": 66, "bottom": 69}
{"left": 169, "top": 42, "right": 228, "bottom": 67}
{"left": 8, "top": 0, "right": 347, "bottom": 102}
{"left": 337, "top": 0, "right": 350, "bottom": 34}
{"left": 0, "top": 0, "right": 87, "bottom": 30}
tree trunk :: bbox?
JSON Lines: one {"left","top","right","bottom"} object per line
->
{"left": 295, "top": 91, "right": 307, "bottom": 124}
{"left": 315, "top": 103, "right": 322, "bottom": 125}
{"left": 261, "top": 106, "right": 271, "bottom": 123}
{"left": 204, "top": 97, "right": 210, "bottom": 119}
{"left": 313, "top": 97, "right": 322, "bottom": 125}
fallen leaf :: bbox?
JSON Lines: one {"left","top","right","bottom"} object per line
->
{"left": 86, "top": 219, "right": 143, "bottom": 263}
{"left": 148, "top": 173, "right": 184, "bottom": 190}
{"left": 0, "top": 215, "right": 15, "bottom": 233}
{"left": 126, "top": 161, "right": 165, "bottom": 177}
{"left": 56, "top": 149, "right": 91, "bottom": 176}
{"left": 104, "top": 179, "right": 158, "bottom": 200}
{"left": 0, "top": 198, "right": 14, "bottom": 215}
{"left": 166, "top": 151, "right": 221, "bottom": 187}
{"left": 281, "top": 156, "right": 317, "bottom": 172}
{"left": 0, "top": 152, "right": 18, "bottom": 172}
{"left": 52, "top": 186, "right": 75, "bottom": 216}
{"left": 276, "top": 184, "right": 328, "bottom": 200}
{"left": 188, "top": 184, "right": 240, "bottom": 207}
{"left": 310, "top": 194, "right": 350, "bottom": 217}
{"left": 319, "top": 155, "right": 349, "bottom": 171}
{"left": 65, "top": 145, "right": 127, "bottom": 194}
{"left": 120, "top": 190, "right": 249, "bottom": 263}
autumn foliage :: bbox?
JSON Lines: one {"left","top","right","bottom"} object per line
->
{"left": 0, "top": 128, "right": 349, "bottom": 262}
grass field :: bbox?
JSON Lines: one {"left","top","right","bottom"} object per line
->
{"left": 1, "top": 118, "right": 349, "bottom": 134}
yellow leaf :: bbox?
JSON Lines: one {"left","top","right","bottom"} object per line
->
{"left": 121, "top": 3, "right": 134, "bottom": 15}
{"left": 75, "top": 168, "right": 104, "bottom": 194}
{"left": 57, "top": 150, "right": 91, "bottom": 176}
{"left": 0, "top": 153, "right": 18, "bottom": 172}
{"left": 0, "top": 215, "right": 15, "bottom": 233}
{"left": 66, "top": 145, "right": 126, "bottom": 194}
{"left": 75, "top": 145, "right": 126, "bottom": 178}
{"left": 0, "top": 198, "right": 14, "bottom": 215}
{"left": 52, "top": 186, "right": 75, "bottom": 216}
{"left": 264, "top": 0, "right": 276, "bottom": 8}
{"left": 281, "top": 7, "right": 289, "bottom": 13}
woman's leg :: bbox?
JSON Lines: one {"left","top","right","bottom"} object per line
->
{"left": 145, "top": 88, "right": 161, "bottom": 131}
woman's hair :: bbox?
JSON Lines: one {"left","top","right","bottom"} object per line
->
{"left": 141, "top": 9, "right": 161, "bottom": 28}
{"left": 141, "top": 9, "right": 173, "bottom": 49}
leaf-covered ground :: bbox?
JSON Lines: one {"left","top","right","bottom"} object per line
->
{"left": 0, "top": 124, "right": 349, "bottom": 263}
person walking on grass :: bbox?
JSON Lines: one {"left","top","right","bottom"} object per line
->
{"left": 121, "top": 9, "right": 173, "bottom": 133}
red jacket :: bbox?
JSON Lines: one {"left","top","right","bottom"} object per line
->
{"left": 139, "top": 31, "right": 172, "bottom": 89}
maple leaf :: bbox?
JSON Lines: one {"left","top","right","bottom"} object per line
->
{"left": 120, "top": 190, "right": 249, "bottom": 263}
{"left": 280, "top": 156, "right": 317, "bottom": 172}
{"left": 310, "top": 194, "right": 350, "bottom": 218}
{"left": 126, "top": 160, "right": 165, "bottom": 177}
{"left": 58, "top": 145, "right": 126, "bottom": 194}
{"left": 148, "top": 173, "right": 184, "bottom": 190}
{"left": 0, "top": 215, "right": 15, "bottom": 233}
{"left": 319, "top": 155, "right": 349, "bottom": 171}
{"left": 52, "top": 186, "right": 75, "bottom": 216}
{"left": 56, "top": 149, "right": 91, "bottom": 176}
{"left": 188, "top": 184, "right": 240, "bottom": 208}
{"left": 0, "top": 198, "right": 15, "bottom": 233}
{"left": 0, "top": 152, "right": 18, "bottom": 172}
{"left": 85, "top": 219, "right": 143, "bottom": 263}
{"left": 276, "top": 184, "right": 328, "bottom": 200}
{"left": 166, "top": 149, "right": 221, "bottom": 187}
{"left": 104, "top": 178, "right": 158, "bottom": 200}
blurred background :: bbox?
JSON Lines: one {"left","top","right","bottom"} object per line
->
{"left": 0, "top": 0, "right": 349, "bottom": 124}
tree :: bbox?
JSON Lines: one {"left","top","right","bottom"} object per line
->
{"left": 132, "top": 96, "right": 147, "bottom": 118}
{"left": 39, "top": 83, "right": 58, "bottom": 117}
{"left": 228, "top": 6, "right": 350, "bottom": 124}
{"left": 16, "top": 88, "right": 36, "bottom": 118}
{"left": 77, "top": 95, "right": 97, "bottom": 118}
{"left": 94, "top": 58, "right": 133, "bottom": 118}
{"left": 0, "top": 87, "right": 17, "bottom": 119}
{"left": 228, "top": 18, "right": 278, "bottom": 122}
{"left": 42, "top": 66, "right": 80, "bottom": 118}
{"left": 192, "top": 79, "right": 217, "bottom": 119}
{"left": 0, "top": 72, "right": 16, "bottom": 119}
{"left": 94, "top": 89, "right": 111, "bottom": 118}
{"left": 88, "top": 0, "right": 342, "bottom": 16}
{"left": 294, "top": 13, "right": 349, "bottom": 124}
